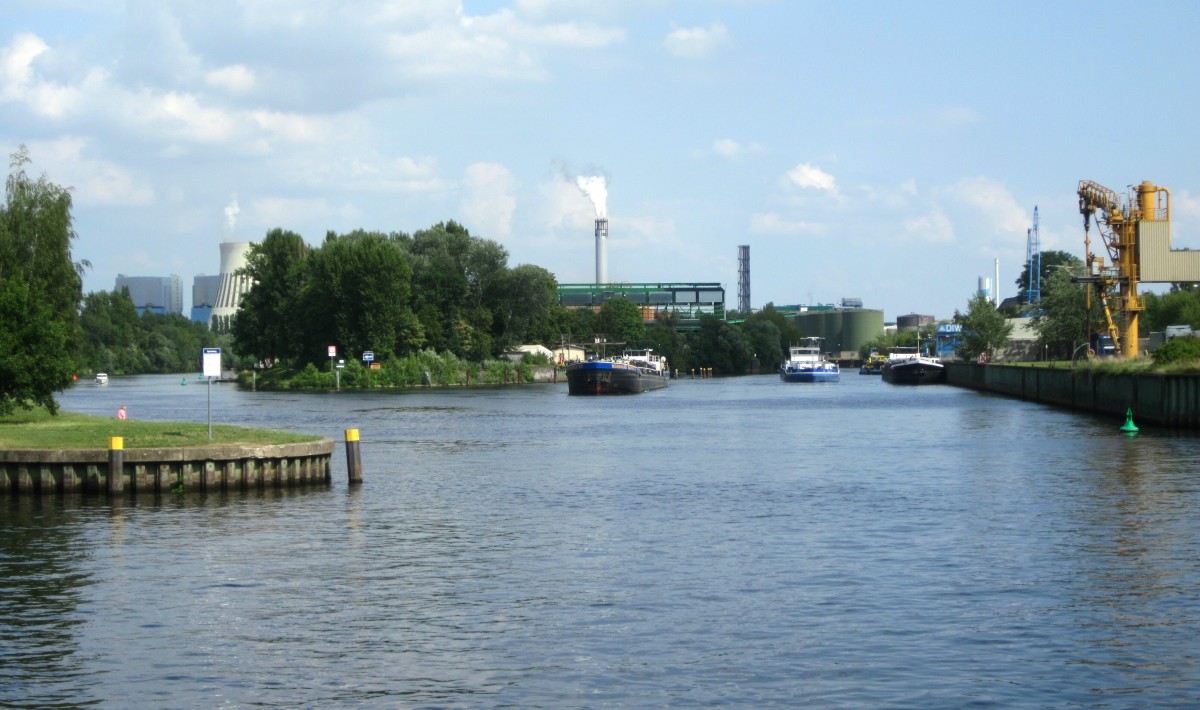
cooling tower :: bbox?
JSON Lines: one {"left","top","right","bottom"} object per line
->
{"left": 210, "top": 241, "right": 253, "bottom": 327}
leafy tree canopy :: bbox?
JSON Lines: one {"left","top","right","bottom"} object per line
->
{"left": 953, "top": 292, "right": 1013, "bottom": 360}
{"left": 0, "top": 147, "right": 84, "bottom": 415}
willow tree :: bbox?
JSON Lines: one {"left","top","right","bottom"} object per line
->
{"left": 0, "top": 146, "right": 85, "bottom": 415}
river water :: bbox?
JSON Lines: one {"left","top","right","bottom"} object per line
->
{"left": 3, "top": 373, "right": 1199, "bottom": 708}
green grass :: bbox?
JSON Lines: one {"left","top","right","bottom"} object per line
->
{"left": 0, "top": 408, "right": 323, "bottom": 450}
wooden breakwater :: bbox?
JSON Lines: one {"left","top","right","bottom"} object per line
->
{"left": 0, "top": 438, "right": 334, "bottom": 496}
{"left": 945, "top": 362, "right": 1200, "bottom": 427}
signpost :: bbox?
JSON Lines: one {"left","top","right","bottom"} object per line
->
{"left": 363, "top": 351, "right": 374, "bottom": 363}
{"left": 202, "top": 347, "right": 221, "bottom": 439}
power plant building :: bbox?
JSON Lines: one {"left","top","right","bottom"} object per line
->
{"left": 114, "top": 274, "right": 183, "bottom": 316}
{"left": 210, "top": 241, "right": 254, "bottom": 330}
{"left": 191, "top": 274, "right": 221, "bottom": 324}
{"left": 558, "top": 282, "right": 725, "bottom": 330}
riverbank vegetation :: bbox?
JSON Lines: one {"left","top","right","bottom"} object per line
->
{"left": 0, "top": 407, "right": 322, "bottom": 449}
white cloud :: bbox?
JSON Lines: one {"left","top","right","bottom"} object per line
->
{"left": 205, "top": 64, "right": 256, "bottom": 93}
{"left": 749, "top": 212, "right": 823, "bottom": 236}
{"left": 460, "top": 162, "right": 517, "bottom": 238}
{"left": 664, "top": 22, "right": 730, "bottom": 59}
{"left": 0, "top": 33, "right": 82, "bottom": 117}
{"left": 786, "top": 163, "right": 838, "bottom": 194}
{"left": 29, "top": 136, "right": 154, "bottom": 207}
{"left": 902, "top": 207, "right": 955, "bottom": 244}
{"left": 711, "top": 138, "right": 762, "bottom": 160}
{"left": 539, "top": 175, "right": 595, "bottom": 232}
{"left": 939, "top": 176, "right": 1028, "bottom": 236}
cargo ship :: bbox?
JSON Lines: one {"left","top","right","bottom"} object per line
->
{"left": 880, "top": 346, "right": 945, "bottom": 385}
{"left": 779, "top": 338, "right": 840, "bottom": 382}
{"left": 566, "top": 349, "right": 670, "bottom": 395}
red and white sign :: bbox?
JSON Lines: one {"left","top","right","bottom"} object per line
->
{"left": 328, "top": 345, "right": 337, "bottom": 358}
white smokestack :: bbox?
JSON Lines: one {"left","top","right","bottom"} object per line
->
{"left": 594, "top": 218, "right": 608, "bottom": 284}
{"left": 576, "top": 175, "right": 608, "bottom": 283}
{"left": 994, "top": 258, "right": 1000, "bottom": 307}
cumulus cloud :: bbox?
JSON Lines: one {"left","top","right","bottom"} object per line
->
{"left": 902, "top": 206, "right": 955, "bottom": 244}
{"left": 460, "top": 162, "right": 517, "bottom": 237}
{"left": 939, "top": 176, "right": 1028, "bottom": 236}
{"left": 664, "top": 22, "right": 730, "bottom": 58}
{"left": 205, "top": 64, "right": 256, "bottom": 93}
{"left": 0, "top": 33, "right": 82, "bottom": 117}
{"left": 786, "top": 163, "right": 838, "bottom": 194}
{"left": 749, "top": 212, "right": 823, "bottom": 236}
{"left": 28, "top": 136, "right": 154, "bottom": 207}
{"left": 711, "top": 138, "right": 762, "bottom": 160}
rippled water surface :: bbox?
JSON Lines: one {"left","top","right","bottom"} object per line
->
{"left": 3, "top": 374, "right": 1199, "bottom": 707}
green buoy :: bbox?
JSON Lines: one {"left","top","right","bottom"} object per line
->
{"left": 1120, "top": 407, "right": 1139, "bottom": 435}
{"left": 181, "top": 377, "right": 187, "bottom": 386}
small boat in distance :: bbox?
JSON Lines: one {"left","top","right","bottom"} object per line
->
{"left": 566, "top": 348, "right": 670, "bottom": 395}
{"left": 880, "top": 346, "right": 945, "bottom": 385}
{"left": 94, "top": 373, "right": 109, "bottom": 385}
{"left": 779, "top": 338, "right": 840, "bottom": 382}
{"left": 859, "top": 351, "right": 887, "bottom": 375}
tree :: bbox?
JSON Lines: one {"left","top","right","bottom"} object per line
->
{"left": 743, "top": 304, "right": 802, "bottom": 361}
{"left": 300, "top": 231, "right": 420, "bottom": 364}
{"left": 1031, "top": 266, "right": 1090, "bottom": 359}
{"left": 597, "top": 297, "right": 645, "bottom": 349}
{"left": 688, "top": 314, "right": 753, "bottom": 374}
{"left": 232, "top": 228, "right": 311, "bottom": 366}
{"left": 490, "top": 264, "right": 558, "bottom": 351}
{"left": 739, "top": 318, "right": 783, "bottom": 371}
{"left": 0, "top": 147, "right": 84, "bottom": 415}
{"left": 953, "top": 292, "right": 1013, "bottom": 360}
{"left": 1015, "top": 250, "right": 1082, "bottom": 305}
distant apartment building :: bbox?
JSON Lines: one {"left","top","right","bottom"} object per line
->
{"left": 191, "top": 274, "right": 221, "bottom": 325}
{"left": 114, "top": 274, "right": 183, "bottom": 316}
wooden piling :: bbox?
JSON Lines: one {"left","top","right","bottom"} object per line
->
{"left": 107, "top": 436, "right": 124, "bottom": 495}
{"left": 345, "top": 428, "right": 363, "bottom": 485}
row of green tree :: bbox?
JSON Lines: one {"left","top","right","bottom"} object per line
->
{"left": 228, "top": 224, "right": 816, "bottom": 378}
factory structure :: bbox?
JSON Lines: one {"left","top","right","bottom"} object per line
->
{"left": 113, "top": 241, "right": 254, "bottom": 329}
{"left": 113, "top": 274, "right": 183, "bottom": 316}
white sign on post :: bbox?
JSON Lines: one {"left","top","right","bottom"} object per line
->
{"left": 202, "top": 348, "right": 222, "bottom": 378}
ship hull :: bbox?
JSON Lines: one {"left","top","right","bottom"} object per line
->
{"left": 780, "top": 368, "right": 839, "bottom": 383}
{"left": 881, "top": 360, "right": 945, "bottom": 385}
{"left": 566, "top": 361, "right": 669, "bottom": 395}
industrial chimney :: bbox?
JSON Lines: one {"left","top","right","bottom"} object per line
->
{"left": 594, "top": 217, "right": 608, "bottom": 284}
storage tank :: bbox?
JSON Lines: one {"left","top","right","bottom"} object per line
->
{"left": 896, "top": 313, "right": 934, "bottom": 332}
{"left": 825, "top": 310, "right": 844, "bottom": 352}
{"left": 842, "top": 308, "right": 885, "bottom": 353}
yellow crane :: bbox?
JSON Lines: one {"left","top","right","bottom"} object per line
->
{"left": 1077, "top": 180, "right": 1171, "bottom": 359}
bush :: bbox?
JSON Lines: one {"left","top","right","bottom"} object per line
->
{"left": 1152, "top": 335, "right": 1200, "bottom": 365}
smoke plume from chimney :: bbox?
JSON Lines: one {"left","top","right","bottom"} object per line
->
{"left": 224, "top": 194, "right": 240, "bottom": 233}
{"left": 575, "top": 176, "right": 607, "bottom": 218}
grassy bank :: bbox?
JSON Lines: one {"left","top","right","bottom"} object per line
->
{"left": 0, "top": 407, "right": 322, "bottom": 450}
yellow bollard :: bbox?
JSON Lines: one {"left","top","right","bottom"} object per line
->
{"left": 108, "top": 436, "right": 124, "bottom": 495}
{"left": 345, "top": 428, "right": 363, "bottom": 484}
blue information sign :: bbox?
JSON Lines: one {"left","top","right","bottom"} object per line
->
{"left": 363, "top": 351, "right": 375, "bottom": 362}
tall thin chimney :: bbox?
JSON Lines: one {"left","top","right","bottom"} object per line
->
{"left": 595, "top": 217, "right": 608, "bottom": 284}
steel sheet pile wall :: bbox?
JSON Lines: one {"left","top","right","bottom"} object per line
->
{"left": 0, "top": 439, "right": 335, "bottom": 495}
{"left": 945, "top": 363, "right": 1200, "bottom": 427}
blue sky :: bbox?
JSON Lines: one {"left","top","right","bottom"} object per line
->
{"left": 4, "top": 0, "right": 1200, "bottom": 320}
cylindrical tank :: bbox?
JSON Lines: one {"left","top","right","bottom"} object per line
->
{"left": 842, "top": 309, "right": 884, "bottom": 353}
{"left": 896, "top": 313, "right": 934, "bottom": 332}
{"left": 825, "top": 310, "right": 844, "bottom": 352}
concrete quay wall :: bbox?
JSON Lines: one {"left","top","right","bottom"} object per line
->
{"left": 0, "top": 438, "right": 335, "bottom": 495}
{"left": 945, "top": 363, "right": 1200, "bottom": 427}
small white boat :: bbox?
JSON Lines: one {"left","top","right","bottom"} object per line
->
{"left": 94, "top": 373, "right": 109, "bottom": 385}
